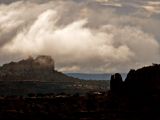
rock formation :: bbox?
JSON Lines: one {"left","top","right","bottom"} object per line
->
{"left": 109, "top": 64, "right": 160, "bottom": 114}
{"left": 124, "top": 64, "right": 160, "bottom": 95}
{"left": 110, "top": 64, "right": 160, "bottom": 95}
{"left": 0, "top": 55, "right": 62, "bottom": 81}
{"left": 0, "top": 55, "right": 108, "bottom": 96}
{"left": 110, "top": 73, "right": 123, "bottom": 94}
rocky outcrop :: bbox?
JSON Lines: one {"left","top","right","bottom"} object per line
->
{"left": 2, "top": 55, "right": 54, "bottom": 70}
{"left": 110, "top": 64, "right": 160, "bottom": 95}
{"left": 124, "top": 64, "right": 160, "bottom": 95}
{"left": 0, "top": 55, "right": 58, "bottom": 81}
{"left": 110, "top": 73, "right": 123, "bottom": 94}
{"left": 109, "top": 64, "right": 160, "bottom": 113}
{"left": 0, "top": 55, "right": 108, "bottom": 95}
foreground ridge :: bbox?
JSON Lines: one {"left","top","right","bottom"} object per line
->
{"left": 0, "top": 64, "right": 160, "bottom": 119}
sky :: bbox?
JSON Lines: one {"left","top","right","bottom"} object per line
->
{"left": 0, "top": 0, "right": 160, "bottom": 73}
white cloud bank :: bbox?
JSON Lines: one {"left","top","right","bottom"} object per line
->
{"left": 0, "top": 1, "right": 160, "bottom": 73}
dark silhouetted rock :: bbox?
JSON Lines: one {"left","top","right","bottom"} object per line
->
{"left": 110, "top": 64, "right": 160, "bottom": 96}
{"left": 124, "top": 65, "right": 160, "bottom": 96}
{"left": 110, "top": 73, "right": 123, "bottom": 94}
{"left": 109, "top": 64, "right": 160, "bottom": 115}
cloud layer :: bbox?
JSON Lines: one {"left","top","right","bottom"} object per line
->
{"left": 0, "top": 0, "right": 160, "bottom": 73}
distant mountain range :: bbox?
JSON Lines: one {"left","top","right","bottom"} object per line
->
{"left": 65, "top": 73, "right": 127, "bottom": 80}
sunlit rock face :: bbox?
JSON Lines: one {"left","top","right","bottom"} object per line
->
{"left": 0, "top": 55, "right": 55, "bottom": 81}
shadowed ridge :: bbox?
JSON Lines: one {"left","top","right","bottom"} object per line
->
{"left": 0, "top": 55, "right": 77, "bottom": 82}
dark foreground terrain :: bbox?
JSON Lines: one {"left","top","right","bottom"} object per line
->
{"left": 0, "top": 80, "right": 108, "bottom": 96}
{"left": 1, "top": 56, "right": 160, "bottom": 119}
{"left": 0, "top": 90, "right": 160, "bottom": 120}
{"left": 0, "top": 92, "right": 108, "bottom": 120}
{"left": 1, "top": 64, "right": 160, "bottom": 119}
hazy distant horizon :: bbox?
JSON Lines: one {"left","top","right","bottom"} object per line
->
{"left": 0, "top": 0, "right": 160, "bottom": 73}
{"left": 65, "top": 72, "right": 127, "bottom": 80}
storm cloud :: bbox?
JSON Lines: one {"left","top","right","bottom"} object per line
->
{"left": 0, "top": 0, "right": 160, "bottom": 73}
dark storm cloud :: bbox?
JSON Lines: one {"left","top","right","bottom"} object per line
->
{"left": 0, "top": 0, "right": 18, "bottom": 4}
{"left": 0, "top": 26, "right": 19, "bottom": 46}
